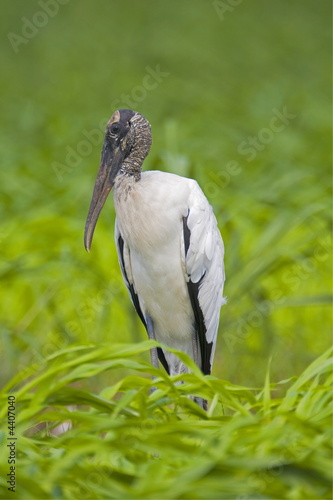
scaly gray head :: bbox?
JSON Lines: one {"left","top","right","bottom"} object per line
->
{"left": 84, "top": 110, "right": 152, "bottom": 251}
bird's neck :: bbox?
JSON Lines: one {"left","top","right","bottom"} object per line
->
{"left": 119, "top": 120, "right": 151, "bottom": 181}
{"left": 114, "top": 168, "right": 140, "bottom": 198}
{"left": 120, "top": 158, "right": 142, "bottom": 182}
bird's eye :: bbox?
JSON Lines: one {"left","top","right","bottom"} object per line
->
{"left": 110, "top": 123, "right": 120, "bottom": 135}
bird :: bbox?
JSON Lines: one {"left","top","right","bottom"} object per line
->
{"left": 84, "top": 109, "right": 226, "bottom": 409}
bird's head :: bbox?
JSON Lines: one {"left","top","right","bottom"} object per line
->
{"left": 84, "top": 109, "right": 152, "bottom": 251}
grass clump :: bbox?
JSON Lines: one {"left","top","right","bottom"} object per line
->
{"left": 0, "top": 342, "right": 331, "bottom": 499}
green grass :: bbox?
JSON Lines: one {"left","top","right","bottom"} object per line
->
{"left": 0, "top": 0, "right": 331, "bottom": 498}
{"left": 0, "top": 343, "right": 332, "bottom": 499}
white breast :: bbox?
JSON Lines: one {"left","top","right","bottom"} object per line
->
{"left": 114, "top": 171, "right": 190, "bottom": 251}
{"left": 113, "top": 172, "right": 195, "bottom": 352}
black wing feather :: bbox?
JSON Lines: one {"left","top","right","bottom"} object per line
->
{"left": 117, "top": 233, "right": 170, "bottom": 374}
{"left": 117, "top": 234, "right": 146, "bottom": 326}
{"left": 183, "top": 215, "right": 213, "bottom": 375}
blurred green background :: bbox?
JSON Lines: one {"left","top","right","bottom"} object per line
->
{"left": 0, "top": 0, "right": 331, "bottom": 389}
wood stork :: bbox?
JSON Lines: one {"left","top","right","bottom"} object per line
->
{"left": 84, "top": 109, "right": 226, "bottom": 409}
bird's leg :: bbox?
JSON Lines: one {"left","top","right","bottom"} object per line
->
{"left": 146, "top": 315, "right": 159, "bottom": 394}
{"left": 194, "top": 396, "right": 208, "bottom": 411}
{"left": 192, "top": 327, "right": 208, "bottom": 411}
{"left": 192, "top": 328, "right": 200, "bottom": 368}
{"left": 145, "top": 315, "right": 159, "bottom": 369}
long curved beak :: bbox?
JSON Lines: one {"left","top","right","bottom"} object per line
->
{"left": 84, "top": 140, "right": 125, "bottom": 251}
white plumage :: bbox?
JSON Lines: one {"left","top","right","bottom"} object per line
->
{"left": 114, "top": 171, "right": 225, "bottom": 376}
